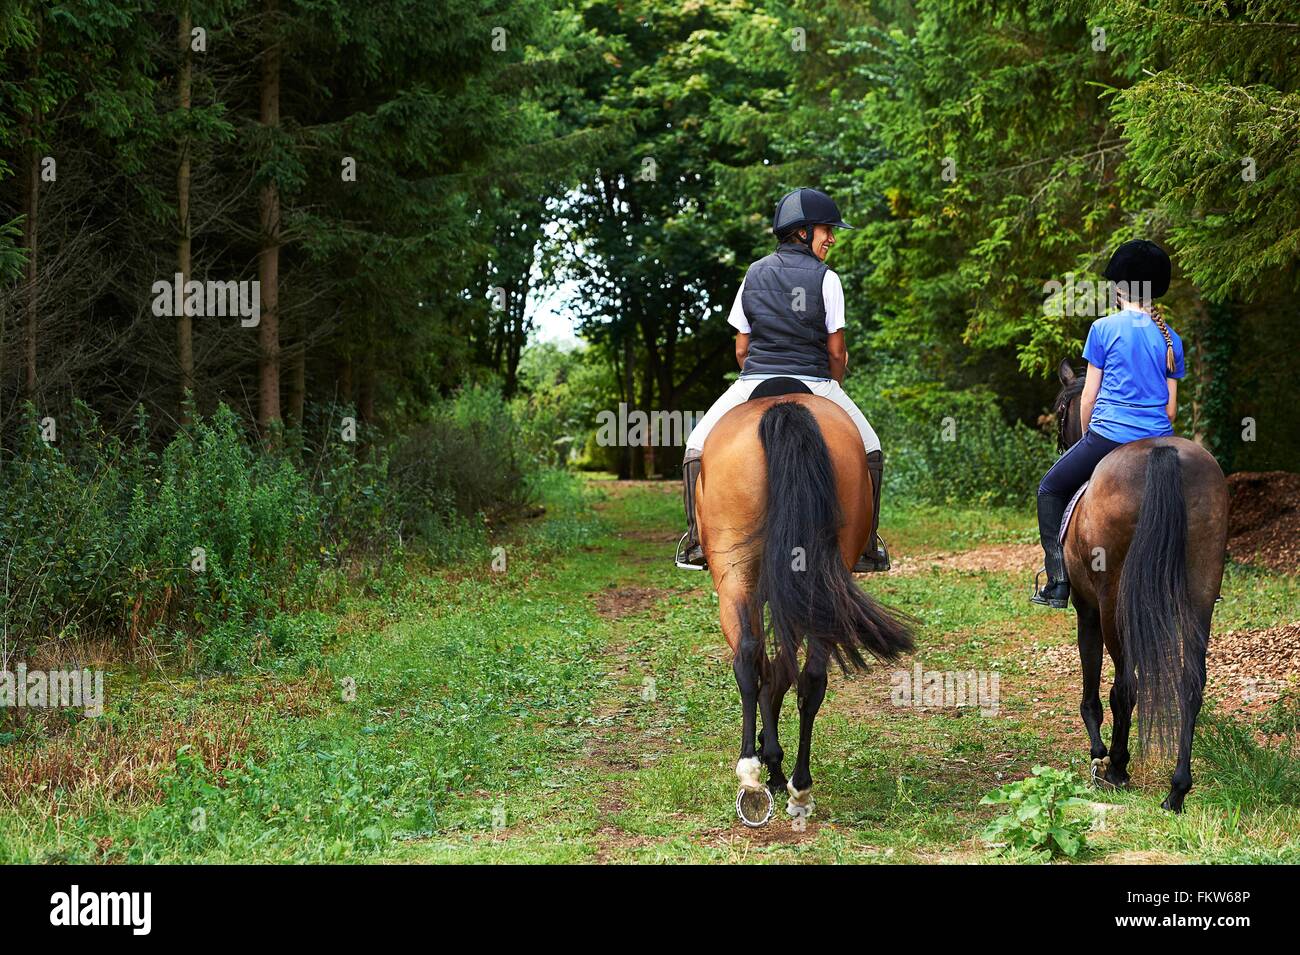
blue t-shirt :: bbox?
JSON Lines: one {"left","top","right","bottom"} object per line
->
{"left": 1082, "top": 309, "right": 1184, "bottom": 443}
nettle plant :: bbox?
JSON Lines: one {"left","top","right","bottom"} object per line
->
{"left": 980, "top": 765, "right": 1093, "bottom": 860}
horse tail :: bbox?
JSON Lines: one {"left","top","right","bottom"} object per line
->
{"left": 755, "top": 401, "right": 914, "bottom": 681}
{"left": 1114, "top": 444, "right": 1204, "bottom": 755}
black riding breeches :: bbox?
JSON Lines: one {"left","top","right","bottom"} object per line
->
{"left": 1038, "top": 430, "right": 1123, "bottom": 504}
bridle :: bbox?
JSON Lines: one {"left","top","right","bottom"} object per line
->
{"left": 1055, "top": 379, "right": 1085, "bottom": 453}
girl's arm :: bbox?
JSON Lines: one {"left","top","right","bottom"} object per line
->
{"left": 1166, "top": 378, "right": 1177, "bottom": 424}
{"left": 1081, "top": 363, "right": 1103, "bottom": 431}
{"left": 828, "top": 330, "right": 847, "bottom": 383}
{"left": 735, "top": 332, "right": 750, "bottom": 368}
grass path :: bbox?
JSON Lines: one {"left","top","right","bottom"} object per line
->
{"left": 2, "top": 475, "right": 1296, "bottom": 863}
{"left": 391, "top": 477, "right": 1299, "bottom": 864}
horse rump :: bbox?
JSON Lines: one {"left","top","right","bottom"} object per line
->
{"left": 754, "top": 401, "right": 914, "bottom": 681}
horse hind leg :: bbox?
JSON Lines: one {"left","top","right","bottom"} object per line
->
{"left": 1105, "top": 666, "right": 1134, "bottom": 788}
{"left": 1076, "top": 602, "right": 1109, "bottom": 780}
{"left": 758, "top": 656, "right": 792, "bottom": 795}
{"left": 786, "top": 641, "right": 829, "bottom": 819}
{"left": 1101, "top": 602, "right": 1134, "bottom": 788}
{"left": 1162, "top": 608, "right": 1211, "bottom": 813}
{"left": 732, "top": 602, "right": 763, "bottom": 791}
{"left": 728, "top": 599, "right": 778, "bottom": 827}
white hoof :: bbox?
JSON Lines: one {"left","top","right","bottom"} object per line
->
{"left": 736, "top": 756, "right": 765, "bottom": 792}
{"left": 786, "top": 781, "right": 814, "bottom": 818}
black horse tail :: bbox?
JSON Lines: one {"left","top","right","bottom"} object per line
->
{"left": 755, "top": 401, "right": 914, "bottom": 681}
{"left": 1115, "top": 444, "right": 1205, "bottom": 755}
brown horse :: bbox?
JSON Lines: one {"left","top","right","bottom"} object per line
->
{"left": 1055, "top": 361, "right": 1228, "bottom": 812}
{"left": 694, "top": 383, "right": 914, "bottom": 825}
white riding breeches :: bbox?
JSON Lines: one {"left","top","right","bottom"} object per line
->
{"left": 685, "top": 377, "right": 881, "bottom": 455}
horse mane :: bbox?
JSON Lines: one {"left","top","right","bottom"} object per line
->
{"left": 1054, "top": 375, "right": 1086, "bottom": 453}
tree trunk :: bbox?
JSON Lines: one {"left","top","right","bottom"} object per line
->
{"left": 176, "top": 0, "right": 194, "bottom": 420}
{"left": 257, "top": 0, "right": 282, "bottom": 438}
{"left": 21, "top": 37, "right": 41, "bottom": 402}
{"left": 358, "top": 350, "right": 376, "bottom": 423}
{"left": 336, "top": 352, "right": 353, "bottom": 403}
{"left": 22, "top": 138, "right": 39, "bottom": 401}
{"left": 288, "top": 330, "right": 306, "bottom": 426}
{"left": 504, "top": 288, "right": 526, "bottom": 398}
{"left": 641, "top": 350, "right": 656, "bottom": 478}
{"left": 619, "top": 330, "right": 634, "bottom": 479}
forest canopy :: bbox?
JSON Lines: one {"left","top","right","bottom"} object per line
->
{"left": 1, "top": 0, "right": 1296, "bottom": 472}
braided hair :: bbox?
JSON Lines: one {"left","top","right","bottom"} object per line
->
{"left": 1150, "top": 303, "right": 1176, "bottom": 375}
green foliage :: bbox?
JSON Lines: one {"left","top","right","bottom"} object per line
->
{"left": 847, "top": 368, "right": 1058, "bottom": 507}
{"left": 0, "top": 403, "right": 317, "bottom": 668}
{"left": 980, "top": 765, "right": 1094, "bottom": 860}
{"left": 1197, "top": 706, "right": 1300, "bottom": 809}
{"left": 513, "top": 342, "right": 620, "bottom": 469}
{"left": 388, "top": 385, "right": 535, "bottom": 542}
{"left": 0, "top": 390, "right": 545, "bottom": 669}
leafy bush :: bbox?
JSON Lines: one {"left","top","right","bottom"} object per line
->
{"left": 980, "top": 765, "right": 1094, "bottom": 860}
{"left": 388, "top": 384, "right": 536, "bottom": 535}
{"left": 848, "top": 378, "right": 1058, "bottom": 507}
{"left": 0, "top": 403, "right": 319, "bottom": 669}
{"left": 310, "top": 416, "right": 398, "bottom": 559}
{"left": 0, "top": 388, "right": 544, "bottom": 669}
{"left": 514, "top": 342, "right": 621, "bottom": 472}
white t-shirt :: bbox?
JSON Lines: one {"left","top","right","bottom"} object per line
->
{"left": 726, "top": 270, "right": 845, "bottom": 335}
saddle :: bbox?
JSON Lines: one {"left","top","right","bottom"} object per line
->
{"left": 748, "top": 377, "right": 812, "bottom": 400}
{"left": 1059, "top": 481, "right": 1090, "bottom": 547}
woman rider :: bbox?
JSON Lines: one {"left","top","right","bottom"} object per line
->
{"left": 1032, "top": 239, "right": 1184, "bottom": 608}
{"left": 677, "top": 187, "right": 889, "bottom": 574}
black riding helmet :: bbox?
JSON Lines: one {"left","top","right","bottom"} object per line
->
{"left": 1102, "top": 239, "right": 1171, "bottom": 300}
{"left": 773, "top": 188, "right": 854, "bottom": 248}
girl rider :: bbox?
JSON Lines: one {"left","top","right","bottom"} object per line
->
{"left": 1032, "top": 239, "right": 1184, "bottom": 608}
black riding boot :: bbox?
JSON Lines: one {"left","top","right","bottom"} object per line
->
{"left": 1031, "top": 492, "right": 1071, "bottom": 608}
{"left": 675, "top": 451, "right": 707, "bottom": 570}
{"left": 853, "top": 450, "right": 891, "bottom": 573}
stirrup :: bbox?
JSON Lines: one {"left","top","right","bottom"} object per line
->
{"left": 675, "top": 532, "right": 707, "bottom": 571}
{"left": 1030, "top": 568, "right": 1070, "bottom": 609}
{"left": 852, "top": 535, "right": 890, "bottom": 573}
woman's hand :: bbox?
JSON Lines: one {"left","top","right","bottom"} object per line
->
{"left": 735, "top": 332, "right": 750, "bottom": 369}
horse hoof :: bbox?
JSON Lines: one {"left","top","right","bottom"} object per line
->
{"left": 786, "top": 781, "right": 814, "bottom": 819}
{"left": 1089, "top": 756, "right": 1111, "bottom": 786}
{"left": 736, "top": 786, "right": 775, "bottom": 828}
{"left": 736, "top": 757, "right": 763, "bottom": 789}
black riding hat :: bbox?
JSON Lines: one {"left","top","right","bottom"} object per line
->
{"left": 773, "top": 188, "right": 854, "bottom": 246}
{"left": 1102, "top": 239, "right": 1171, "bottom": 300}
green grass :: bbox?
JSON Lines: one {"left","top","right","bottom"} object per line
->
{"left": 0, "top": 477, "right": 1295, "bottom": 863}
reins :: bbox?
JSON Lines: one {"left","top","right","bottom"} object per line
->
{"left": 1055, "top": 378, "right": 1085, "bottom": 453}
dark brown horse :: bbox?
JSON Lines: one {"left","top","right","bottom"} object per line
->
{"left": 694, "top": 386, "right": 914, "bottom": 825}
{"left": 1054, "top": 360, "right": 1228, "bottom": 811}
